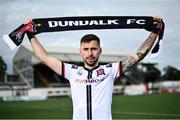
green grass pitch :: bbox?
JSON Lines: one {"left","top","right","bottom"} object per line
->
{"left": 0, "top": 93, "right": 180, "bottom": 119}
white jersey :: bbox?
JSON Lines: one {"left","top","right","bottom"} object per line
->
{"left": 62, "top": 62, "right": 122, "bottom": 120}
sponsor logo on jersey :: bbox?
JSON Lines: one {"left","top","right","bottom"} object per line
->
{"left": 75, "top": 76, "right": 107, "bottom": 85}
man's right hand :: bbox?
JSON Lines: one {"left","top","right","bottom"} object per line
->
{"left": 23, "top": 18, "right": 36, "bottom": 39}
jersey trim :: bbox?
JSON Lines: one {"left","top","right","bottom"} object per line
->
{"left": 62, "top": 62, "right": 65, "bottom": 78}
{"left": 86, "top": 85, "right": 92, "bottom": 120}
{"left": 84, "top": 65, "right": 100, "bottom": 72}
{"left": 118, "top": 61, "right": 122, "bottom": 78}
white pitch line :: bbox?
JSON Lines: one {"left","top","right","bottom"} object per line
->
{"left": 113, "top": 111, "right": 180, "bottom": 117}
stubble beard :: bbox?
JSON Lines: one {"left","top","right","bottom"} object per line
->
{"left": 84, "top": 56, "right": 99, "bottom": 68}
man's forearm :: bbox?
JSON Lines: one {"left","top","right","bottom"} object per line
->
{"left": 121, "top": 32, "right": 158, "bottom": 73}
{"left": 28, "top": 35, "right": 48, "bottom": 63}
{"left": 136, "top": 32, "right": 158, "bottom": 62}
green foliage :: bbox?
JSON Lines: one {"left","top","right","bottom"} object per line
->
{"left": 127, "top": 63, "right": 161, "bottom": 83}
{"left": 0, "top": 56, "right": 7, "bottom": 81}
{"left": 162, "top": 66, "right": 180, "bottom": 80}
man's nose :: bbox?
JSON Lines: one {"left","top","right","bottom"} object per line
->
{"left": 88, "top": 49, "right": 93, "bottom": 56}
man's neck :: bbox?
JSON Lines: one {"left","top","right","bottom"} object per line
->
{"left": 84, "top": 63, "right": 99, "bottom": 70}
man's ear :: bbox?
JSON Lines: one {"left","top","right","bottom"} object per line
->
{"left": 79, "top": 48, "right": 82, "bottom": 56}
{"left": 100, "top": 47, "right": 102, "bottom": 55}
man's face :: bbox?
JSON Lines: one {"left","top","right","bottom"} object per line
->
{"left": 80, "top": 40, "right": 102, "bottom": 68}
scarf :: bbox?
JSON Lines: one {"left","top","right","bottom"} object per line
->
{"left": 3, "top": 16, "right": 165, "bottom": 57}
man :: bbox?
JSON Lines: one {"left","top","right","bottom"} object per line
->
{"left": 25, "top": 16, "right": 162, "bottom": 120}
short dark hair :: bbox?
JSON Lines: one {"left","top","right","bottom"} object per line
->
{"left": 80, "top": 34, "right": 100, "bottom": 46}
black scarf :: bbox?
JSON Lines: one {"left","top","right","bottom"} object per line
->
{"left": 3, "top": 16, "right": 164, "bottom": 57}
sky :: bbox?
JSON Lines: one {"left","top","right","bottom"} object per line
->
{"left": 0, "top": 0, "right": 180, "bottom": 74}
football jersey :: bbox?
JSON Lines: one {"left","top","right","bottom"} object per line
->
{"left": 62, "top": 61, "right": 122, "bottom": 120}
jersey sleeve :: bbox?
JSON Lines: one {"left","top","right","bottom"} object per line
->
{"left": 61, "top": 62, "right": 72, "bottom": 81}
{"left": 111, "top": 61, "right": 122, "bottom": 80}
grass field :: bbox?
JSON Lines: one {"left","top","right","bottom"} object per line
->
{"left": 0, "top": 93, "right": 180, "bottom": 119}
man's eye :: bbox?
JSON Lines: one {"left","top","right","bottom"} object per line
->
{"left": 92, "top": 48, "right": 97, "bottom": 51}
{"left": 83, "top": 48, "right": 89, "bottom": 51}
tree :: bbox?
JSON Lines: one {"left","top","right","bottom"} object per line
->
{"left": 126, "top": 63, "right": 161, "bottom": 83}
{"left": 140, "top": 63, "right": 161, "bottom": 83}
{"left": 0, "top": 56, "right": 7, "bottom": 82}
{"left": 162, "top": 66, "right": 180, "bottom": 80}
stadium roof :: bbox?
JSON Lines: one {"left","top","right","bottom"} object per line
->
{"left": 14, "top": 45, "right": 129, "bottom": 64}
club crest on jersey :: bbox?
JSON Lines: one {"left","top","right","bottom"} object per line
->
{"left": 96, "top": 69, "right": 105, "bottom": 76}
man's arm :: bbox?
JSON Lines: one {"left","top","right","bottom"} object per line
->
{"left": 28, "top": 35, "right": 63, "bottom": 75}
{"left": 25, "top": 19, "right": 62, "bottom": 75}
{"left": 121, "top": 16, "right": 163, "bottom": 73}
{"left": 121, "top": 32, "right": 158, "bottom": 73}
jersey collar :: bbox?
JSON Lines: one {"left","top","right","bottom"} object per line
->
{"left": 84, "top": 64, "right": 100, "bottom": 72}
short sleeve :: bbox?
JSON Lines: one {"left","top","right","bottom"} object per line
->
{"left": 61, "top": 62, "right": 72, "bottom": 81}
{"left": 111, "top": 61, "right": 122, "bottom": 80}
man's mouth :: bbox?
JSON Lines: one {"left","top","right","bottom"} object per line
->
{"left": 86, "top": 57, "right": 95, "bottom": 61}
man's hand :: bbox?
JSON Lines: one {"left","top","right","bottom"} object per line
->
{"left": 24, "top": 18, "right": 33, "bottom": 25}
{"left": 152, "top": 16, "right": 164, "bottom": 34}
{"left": 153, "top": 16, "right": 163, "bottom": 22}
{"left": 23, "top": 18, "right": 35, "bottom": 39}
